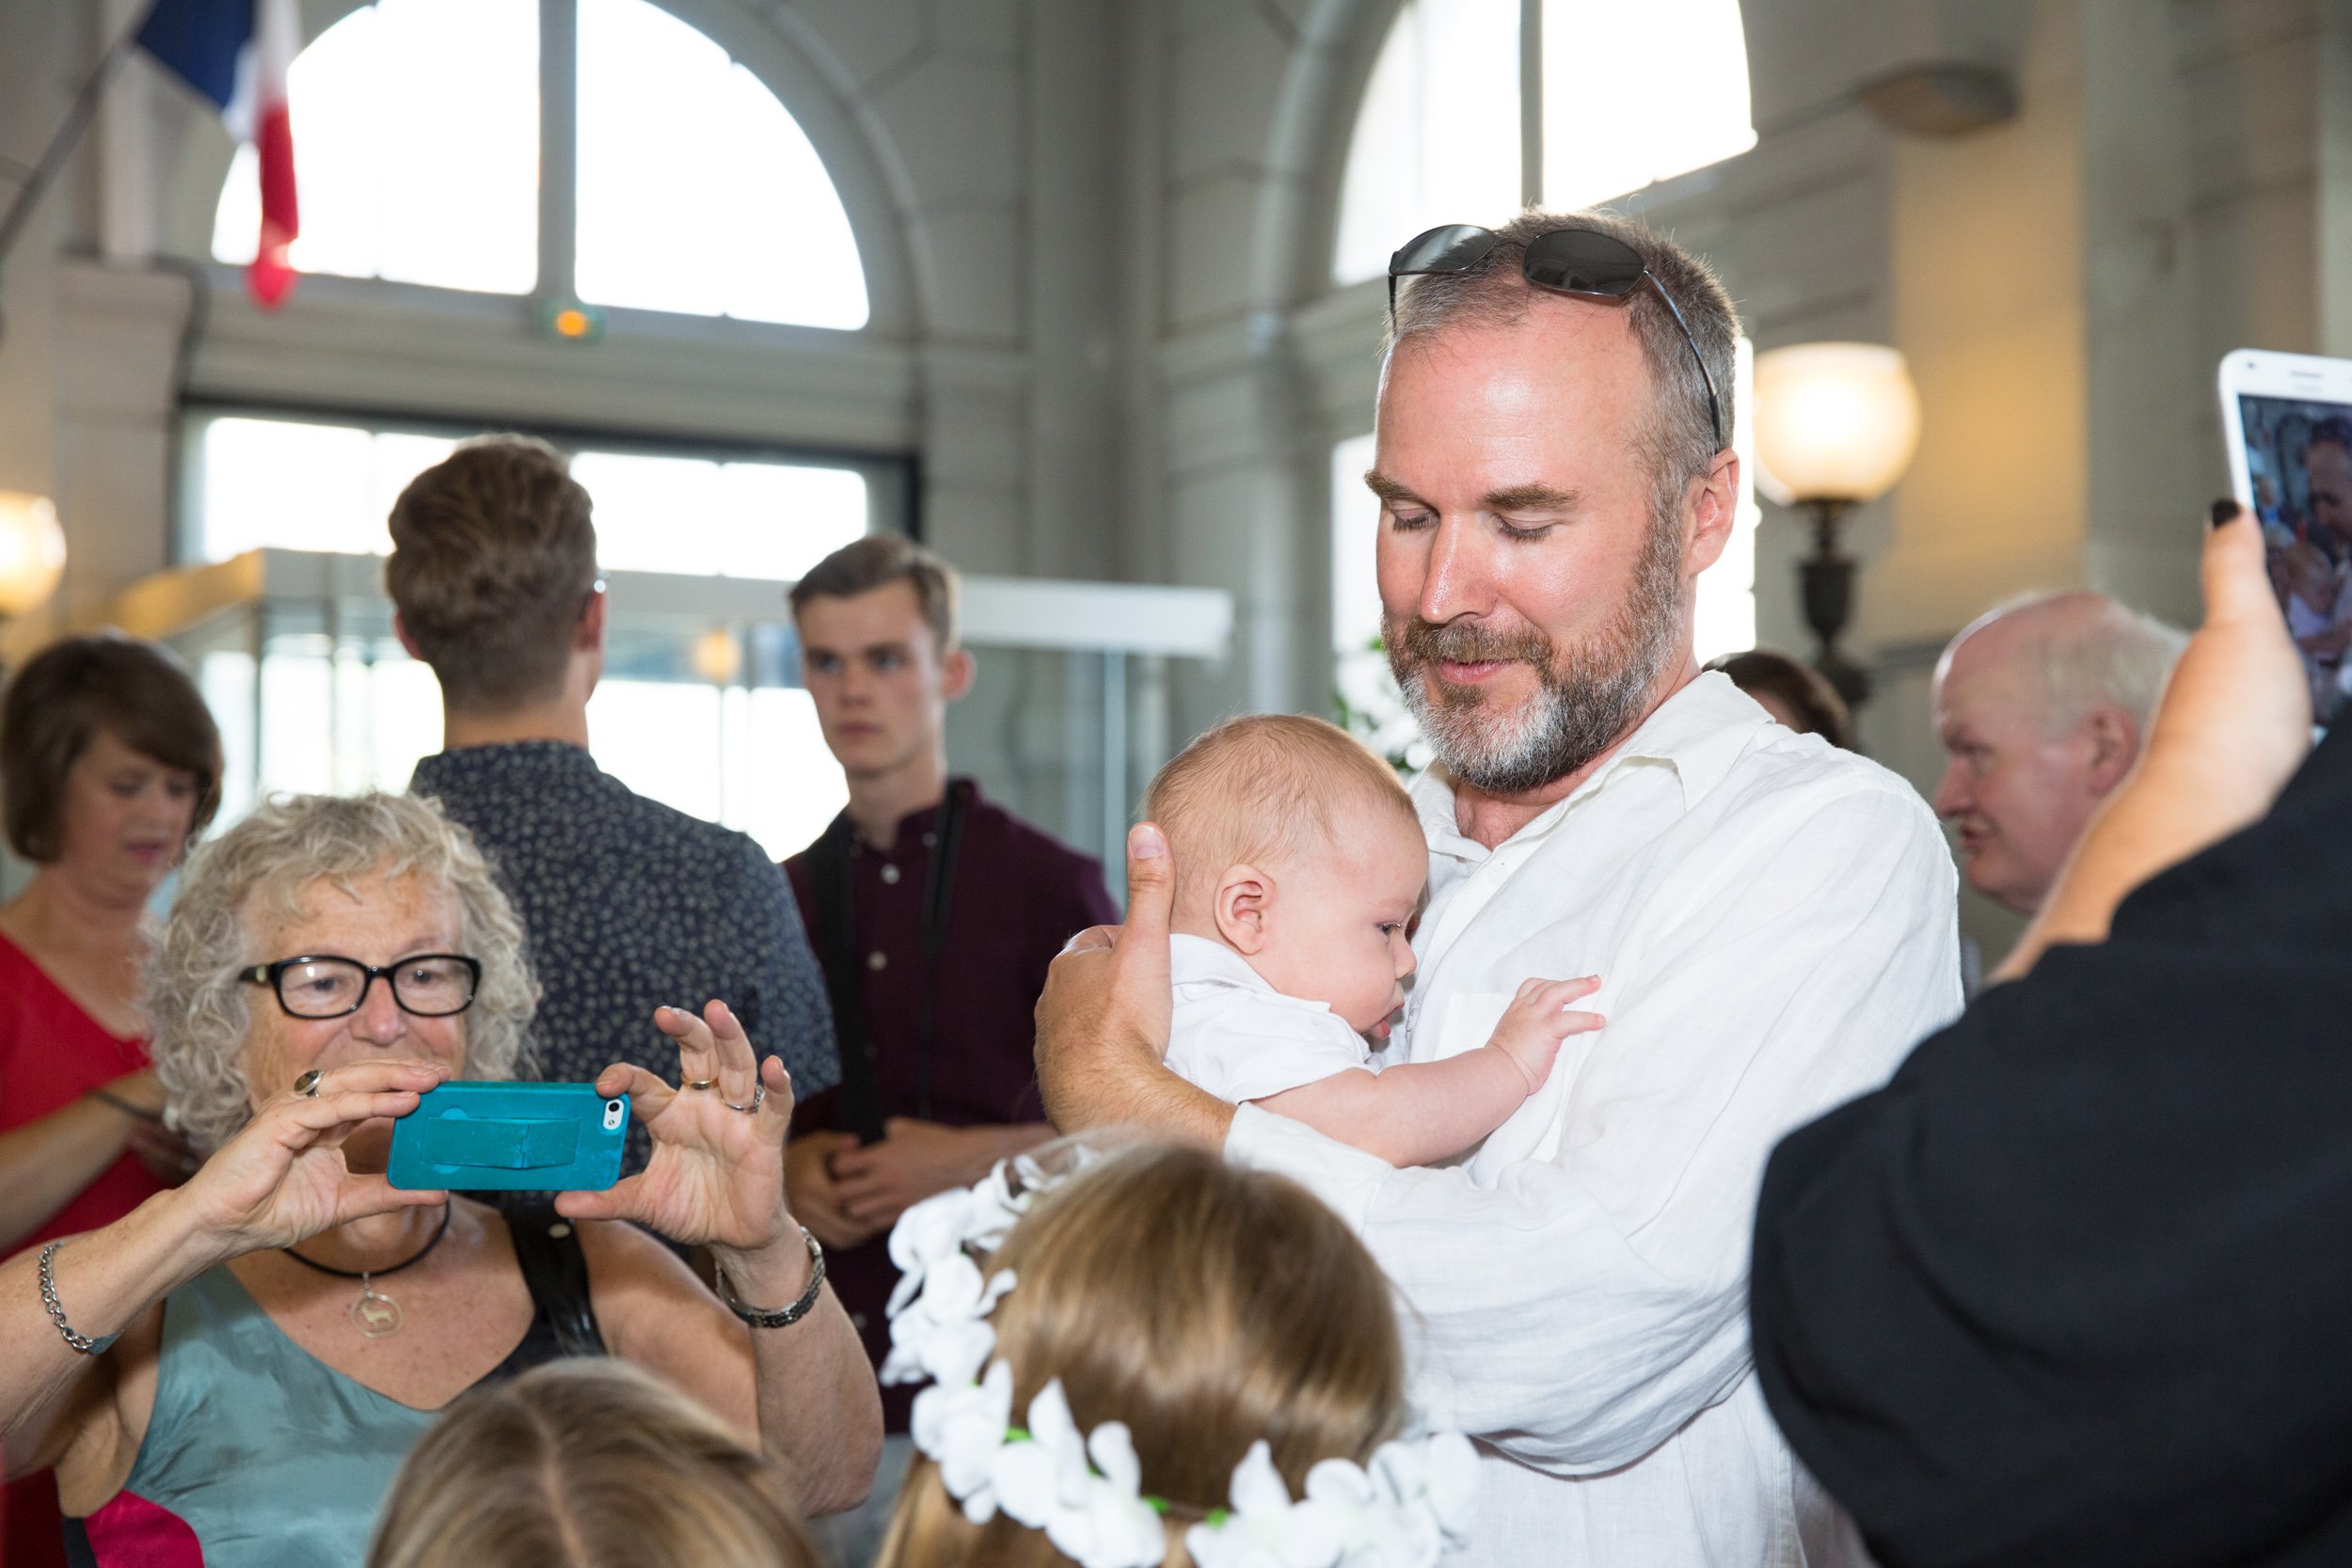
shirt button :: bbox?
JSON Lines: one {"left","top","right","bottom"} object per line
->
{"left": 851, "top": 1311, "right": 869, "bottom": 1332}
{"left": 867, "top": 951, "right": 888, "bottom": 972}
{"left": 880, "top": 863, "right": 901, "bottom": 885}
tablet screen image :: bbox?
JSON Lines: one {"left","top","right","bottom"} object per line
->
{"left": 2221, "top": 350, "right": 2352, "bottom": 729}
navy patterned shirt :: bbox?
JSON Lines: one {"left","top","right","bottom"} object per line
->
{"left": 412, "top": 741, "right": 838, "bottom": 1174}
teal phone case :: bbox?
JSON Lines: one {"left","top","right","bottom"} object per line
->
{"left": 386, "top": 1082, "right": 629, "bottom": 1192}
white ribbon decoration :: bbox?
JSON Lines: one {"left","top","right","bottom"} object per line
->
{"left": 882, "top": 1164, "right": 1479, "bottom": 1568}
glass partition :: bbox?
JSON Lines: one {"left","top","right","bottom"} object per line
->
{"left": 130, "top": 550, "right": 1229, "bottom": 879}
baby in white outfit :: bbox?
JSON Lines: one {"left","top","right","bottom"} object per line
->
{"left": 1146, "top": 714, "right": 1601, "bottom": 1166}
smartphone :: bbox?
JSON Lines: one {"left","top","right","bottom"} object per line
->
{"left": 386, "top": 1082, "right": 629, "bottom": 1192}
{"left": 2219, "top": 347, "right": 2352, "bottom": 728}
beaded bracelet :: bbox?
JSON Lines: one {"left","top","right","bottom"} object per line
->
{"left": 39, "top": 1241, "right": 119, "bottom": 1356}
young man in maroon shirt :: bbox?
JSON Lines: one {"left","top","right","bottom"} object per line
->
{"left": 782, "top": 534, "right": 1115, "bottom": 1563}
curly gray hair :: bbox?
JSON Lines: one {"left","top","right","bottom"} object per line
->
{"left": 147, "top": 791, "right": 538, "bottom": 1150}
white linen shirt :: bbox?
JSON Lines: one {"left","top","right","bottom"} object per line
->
{"left": 1225, "top": 673, "right": 1962, "bottom": 1567}
{"left": 1167, "top": 934, "right": 1372, "bottom": 1103}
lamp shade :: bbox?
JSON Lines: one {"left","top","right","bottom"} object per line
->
{"left": 1752, "top": 342, "right": 1922, "bottom": 505}
{"left": 0, "top": 492, "right": 66, "bottom": 618}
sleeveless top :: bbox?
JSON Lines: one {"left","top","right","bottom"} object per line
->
{"left": 61, "top": 1206, "right": 603, "bottom": 1568}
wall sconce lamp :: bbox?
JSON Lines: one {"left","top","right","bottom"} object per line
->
{"left": 1752, "top": 343, "right": 1922, "bottom": 707}
{"left": 0, "top": 490, "right": 67, "bottom": 637}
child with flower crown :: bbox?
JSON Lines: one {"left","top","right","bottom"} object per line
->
{"left": 874, "top": 1139, "right": 1476, "bottom": 1568}
{"left": 1143, "top": 715, "right": 1603, "bottom": 1167}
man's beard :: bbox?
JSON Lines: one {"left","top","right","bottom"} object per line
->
{"left": 1386, "top": 513, "right": 1686, "bottom": 796}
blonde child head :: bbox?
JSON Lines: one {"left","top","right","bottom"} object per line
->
{"left": 877, "top": 1141, "right": 1406, "bottom": 1568}
{"left": 368, "top": 1359, "right": 816, "bottom": 1568}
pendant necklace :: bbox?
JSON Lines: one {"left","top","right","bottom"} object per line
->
{"left": 282, "top": 1204, "right": 453, "bottom": 1339}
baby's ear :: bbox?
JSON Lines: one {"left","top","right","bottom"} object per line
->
{"left": 1212, "top": 863, "right": 1273, "bottom": 954}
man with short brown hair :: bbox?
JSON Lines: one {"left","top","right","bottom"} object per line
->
{"left": 391, "top": 436, "right": 838, "bottom": 1168}
{"left": 782, "top": 533, "right": 1114, "bottom": 1566}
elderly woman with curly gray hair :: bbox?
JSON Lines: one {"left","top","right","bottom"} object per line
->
{"left": 0, "top": 791, "right": 881, "bottom": 1567}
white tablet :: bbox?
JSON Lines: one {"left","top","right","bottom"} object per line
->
{"left": 2217, "top": 348, "right": 2352, "bottom": 727}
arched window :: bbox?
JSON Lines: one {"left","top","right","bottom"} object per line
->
{"left": 212, "top": 0, "right": 868, "bottom": 328}
{"left": 1333, "top": 0, "right": 1756, "bottom": 284}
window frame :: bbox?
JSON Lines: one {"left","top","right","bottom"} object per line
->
{"left": 169, "top": 398, "right": 919, "bottom": 569}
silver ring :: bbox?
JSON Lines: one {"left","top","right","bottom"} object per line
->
{"left": 293, "top": 1069, "right": 324, "bottom": 1098}
{"left": 724, "top": 1080, "right": 766, "bottom": 1115}
{"left": 680, "top": 1077, "right": 719, "bottom": 1092}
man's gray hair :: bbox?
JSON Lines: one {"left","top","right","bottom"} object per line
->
{"left": 147, "top": 791, "right": 538, "bottom": 1150}
{"left": 1384, "top": 209, "right": 1740, "bottom": 531}
{"left": 1970, "top": 591, "right": 2190, "bottom": 736}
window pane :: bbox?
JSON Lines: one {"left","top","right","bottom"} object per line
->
{"left": 1334, "top": 1, "right": 1758, "bottom": 283}
{"left": 1329, "top": 433, "right": 1426, "bottom": 769}
{"left": 736, "top": 688, "right": 846, "bottom": 860}
{"left": 588, "top": 678, "right": 724, "bottom": 820}
{"left": 568, "top": 451, "right": 866, "bottom": 578}
{"left": 198, "top": 418, "right": 456, "bottom": 559}
{"left": 180, "top": 413, "right": 873, "bottom": 853}
{"left": 576, "top": 0, "right": 868, "bottom": 328}
{"left": 1331, "top": 0, "right": 1521, "bottom": 285}
{"left": 212, "top": 0, "right": 537, "bottom": 293}
{"left": 1692, "top": 337, "right": 1760, "bottom": 663}
{"left": 1540, "top": 0, "right": 1756, "bottom": 211}
{"left": 1330, "top": 432, "right": 1381, "bottom": 658}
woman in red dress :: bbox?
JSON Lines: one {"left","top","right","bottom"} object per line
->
{"left": 0, "top": 635, "right": 221, "bottom": 1568}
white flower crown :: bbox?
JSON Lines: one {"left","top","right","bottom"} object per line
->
{"left": 881, "top": 1154, "right": 1478, "bottom": 1568}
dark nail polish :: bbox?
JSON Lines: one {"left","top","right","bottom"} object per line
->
{"left": 2211, "top": 498, "right": 2242, "bottom": 530}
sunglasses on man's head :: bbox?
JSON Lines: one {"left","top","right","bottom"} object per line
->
{"left": 1386, "top": 223, "right": 1725, "bottom": 451}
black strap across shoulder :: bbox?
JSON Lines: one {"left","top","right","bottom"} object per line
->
{"left": 809, "top": 781, "right": 971, "bottom": 1144}
{"left": 497, "top": 1201, "right": 606, "bottom": 1370}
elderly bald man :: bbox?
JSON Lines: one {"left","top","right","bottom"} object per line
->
{"left": 1932, "top": 591, "right": 2187, "bottom": 916}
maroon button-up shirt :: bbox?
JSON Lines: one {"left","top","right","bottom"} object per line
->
{"left": 785, "top": 783, "right": 1116, "bottom": 1431}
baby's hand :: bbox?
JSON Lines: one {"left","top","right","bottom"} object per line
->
{"left": 1485, "top": 975, "right": 1605, "bottom": 1093}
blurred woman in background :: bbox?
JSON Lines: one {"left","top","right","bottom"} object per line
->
{"left": 0, "top": 633, "right": 220, "bottom": 1567}
{"left": 1705, "top": 648, "right": 1856, "bottom": 750}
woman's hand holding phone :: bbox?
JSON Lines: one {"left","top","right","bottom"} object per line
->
{"left": 557, "top": 1002, "right": 802, "bottom": 1252}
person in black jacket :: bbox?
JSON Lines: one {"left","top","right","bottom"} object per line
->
{"left": 1749, "top": 502, "right": 2346, "bottom": 1568}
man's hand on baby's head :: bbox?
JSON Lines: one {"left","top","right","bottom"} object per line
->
{"left": 1486, "top": 975, "right": 1606, "bottom": 1093}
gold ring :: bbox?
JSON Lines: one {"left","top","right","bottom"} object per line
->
{"left": 681, "top": 1077, "right": 719, "bottom": 1092}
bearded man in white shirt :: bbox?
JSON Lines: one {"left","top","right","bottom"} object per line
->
{"left": 1034, "top": 211, "right": 1963, "bottom": 1566}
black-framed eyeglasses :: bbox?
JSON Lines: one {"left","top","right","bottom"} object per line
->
{"left": 238, "top": 954, "right": 482, "bottom": 1020}
{"left": 1387, "top": 223, "right": 1725, "bottom": 451}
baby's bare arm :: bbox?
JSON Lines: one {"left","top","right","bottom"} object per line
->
{"left": 1254, "top": 977, "right": 1603, "bottom": 1167}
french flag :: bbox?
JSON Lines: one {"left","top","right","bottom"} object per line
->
{"left": 137, "top": 0, "right": 301, "bottom": 308}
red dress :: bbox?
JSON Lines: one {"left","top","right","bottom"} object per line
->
{"left": 0, "top": 932, "right": 165, "bottom": 1568}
